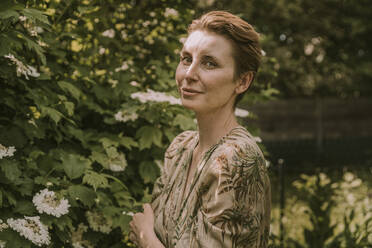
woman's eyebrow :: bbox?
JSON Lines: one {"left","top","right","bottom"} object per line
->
{"left": 180, "top": 50, "right": 190, "bottom": 55}
{"left": 179, "top": 50, "right": 220, "bottom": 63}
{"left": 203, "top": 55, "right": 218, "bottom": 60}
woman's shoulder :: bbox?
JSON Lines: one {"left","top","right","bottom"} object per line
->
{"left": 165, "top": 130, "right": 197, "bottom": 158}
{"left": 214, "top": 126, "right": 265, "bottom": 167}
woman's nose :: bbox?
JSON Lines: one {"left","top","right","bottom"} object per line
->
{"left": 185, "top": 62, "right": 198, "bottom": 82}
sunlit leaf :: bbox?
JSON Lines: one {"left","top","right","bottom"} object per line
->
{"left": 61, "top": 153, "right": 90, "bottom": 180}
{"left": 83, "top": 170, "right": 109, "bottom": 191}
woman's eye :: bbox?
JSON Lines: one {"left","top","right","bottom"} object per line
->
{"left": 181, "top": 56, "right": 192, "bottom": 65}
{"left": 204, "top": 61, "right": 217, "bottom": 68}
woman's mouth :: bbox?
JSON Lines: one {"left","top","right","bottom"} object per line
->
{"left": 181, "top": 87, "right": 202, "bottom": 97}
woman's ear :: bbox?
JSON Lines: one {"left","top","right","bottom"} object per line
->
{"left": 235, "top": 71, "right": 254, "bottom": 94}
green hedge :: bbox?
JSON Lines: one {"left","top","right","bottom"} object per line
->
{"left": 0, "top": 0, "right": 197, "bottom": 246}
{"left": 0, "top": 0, "right": 279, "bottom": 246}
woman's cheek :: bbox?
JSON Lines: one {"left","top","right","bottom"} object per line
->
{"left": 175, "top": 64, "right": 184, "bottom": 87}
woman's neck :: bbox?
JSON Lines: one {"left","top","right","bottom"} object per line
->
{"left": 195, "top": 106, "right": 239, "bottom": 153}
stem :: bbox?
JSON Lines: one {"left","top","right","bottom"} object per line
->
{"left": 101, "top": 173, "right": 128, "bottom": 190}
{"left": 45, "top": 168, "right": 56, "bottom": 178}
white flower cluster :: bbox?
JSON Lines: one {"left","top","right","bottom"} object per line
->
{"left": 0, "top": 144, "right": 16, "bottom": 159}
{"left": 71, "top": 223, "right": 93, "bottom": 248}
{"left": 0, "top": 219, "right": 8, "bottom": 231}
{"left": 114, "top": 111, "right": 138, "bottom": 123}
{"left": 131, "top": 89, "right": 181, "bottom": 105}
{"left": 86, "top": 211, "right": 112, "bottom": 234}
{"left": 32, "top": 189, "right": 70, "bottom": 217}
{"left": 7, "top": 216, "right": 50, "bottom": 247}
{"left": 121, "top": 30, "right": 128, "bottom": 40}
{"left": 102, "top": 29, "right": 115, "bottom": 38}
{"left": 234, "top": 108, "right": 249, "bottom": 118}
{"left": 4, "top": 54, "right": 40, "bottom": 80}
{"left": 164, "top": 8, "right": 179, "bottom": 18}
{"left": 19, "top": 15, "right": 27, "bottom": 22}
{"left": 130, "top": 81, "right": 139, "bottom": 87}
{"left": 108, "top": 153, "right": 127, "bottom": 172}
{"left": 109, "top": 164, "right": 124, "bottom": 172}
{"left": 114, "top": 61, "right": 129, "bottom": 72}
{"left": 122, "top": 211, "right": 134, "bottom": 216}
{"left": 98, "top": 47, "right": 106, "bottom": 55}
{"left": 0, "top": 240, "right": 5, "bottom": 248}
{"left": 18, "top": 15, "right": 44, "bottom": 37}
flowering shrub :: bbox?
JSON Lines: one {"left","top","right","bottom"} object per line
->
{"left": 0, "top": 0, "right": 197, "bottom": 246}
{"left": 0, "top": 0, "right": 275, "bottom": 246}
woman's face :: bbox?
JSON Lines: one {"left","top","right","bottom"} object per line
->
{"left": 176, "top": 30, "right": 240, "bottom": 114}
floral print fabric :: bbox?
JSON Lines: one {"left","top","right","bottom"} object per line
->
{"left": 151, "top": 126, "right": 271, "bottom": 248}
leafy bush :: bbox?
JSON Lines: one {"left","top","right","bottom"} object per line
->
{"left": 0, "top": 0, "right": 197, "bottom": 246}
{"left": 270, "top": 171, "right": 372, "bottom": 248}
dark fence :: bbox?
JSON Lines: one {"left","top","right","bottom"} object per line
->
{"left": 244, "top": 98, "right": 372, "bottom": 247}
{"left": 245, "top": 97, "right": 372, "bottom": 168}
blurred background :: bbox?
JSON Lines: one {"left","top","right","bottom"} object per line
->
{"left": 0, "top": 0, "right": 371, "bottom": 247}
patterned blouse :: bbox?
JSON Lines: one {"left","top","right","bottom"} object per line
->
{"left": 151, "top": 126, "right": 271, "bottom": 248}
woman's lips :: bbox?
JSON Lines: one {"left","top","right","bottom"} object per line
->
{"left": 181, "top": 87, "right": 202, "bottom": 96}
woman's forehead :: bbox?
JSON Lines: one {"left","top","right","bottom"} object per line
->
{"left": 182, "top": 30, "right": 234, "bottom": 56}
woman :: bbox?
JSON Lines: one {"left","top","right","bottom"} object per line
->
{"left": 129, "top": 11, "right": 271, "bottom": 248}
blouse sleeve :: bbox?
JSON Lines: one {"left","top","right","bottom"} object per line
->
{"left": 193, "top": 142, "right": 271, "bottom": 248}
{"left": 151, "top": 131, "right": 194, "bottom": 212}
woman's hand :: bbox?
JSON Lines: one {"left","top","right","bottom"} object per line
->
{"left": 129, "top": 203, "right": 161, "bottom": 248}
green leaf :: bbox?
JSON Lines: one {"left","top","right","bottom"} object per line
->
{"left": 164, "top": 128, "right": 176, "bottom": 142}
{"left": 106, "top": 146, "right": 118, "bottom": 158}
{"left": 90, "top": 151, "right": 108, "bottom": 167}
{"left": 40, "top": 106, "right": 63, "bottom": 124}
{"left": 0, "top": 190, "right": 2, "bottom": 207}
{"left": 21, "top": 8, "right": 50, "bottom": 25}
{"left": 57, "top": 81, "right": 82, "bottom": 100}
{"left": 0, "top": 126, "right": 27, "bottom": 148}
{"left": 3, "top": 190, "right": 16, "bottom": 206}
{"left": 139, "top": 161, "right": 159, "bottom": 184}
{"left": 113, "top": 191, "right": 134, "bottom": 208}
{"left": 102, "top": 206, "right": 121, "bottom": 217}
{"left": 0, "top": 159, "right": 21, "bottom": 181}
{"left": 83, "top": 170, "right": 109, "bottom": 191}
{"left": 118, "top": 136, "right": 138, "bottom": 150}
{"left": 113, "top": 214, "right": 131, "bottom": 233}
{"left": 52, "top": 214, "right": 73, "bottom": 232}
{"left": 0, "top": 35, "right": 12, "bottom": 56}
{"left": 0, "top": 9, "right": 19, "bottom": 19}
{"left": 0, "top": 229, "right": 32, "bottom": 248}
{"left": 173, "top": 114, "right": 195, "bottom": 130}
{"left": 0, "top": 0, "right": 18, "bottom": 12}
{"left": 63, "top": 101, "right": 74, "bottom": 116}
{"left": 136, "top": 126, "right": 163, "bottom": 150}
{"left": 13, "top": 200, "right": 34, "bottom": 215}
{"left": 29, "top": 150, "right": 45, "bottom": 160}
{"left": 68, "top": 185, "right": 96, "bottom": 207}
{"left": 61, "top": 153, "right": 90, "bottom": 180}
{"left": 18, "top": 178, "right": 34, "bottom": 196}
{"left": 15, "top": 30, "right": 46, "bottom": 65}
{"left": 99, "top": 137, "right": 119, "bottom": 149}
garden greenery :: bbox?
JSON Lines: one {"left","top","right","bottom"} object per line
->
{"left": 270, "top": 172, "right": 372, "bottom": 248}
{"left": 0, "top": 0, "right": 270, "bottom": 247}
{"left": 0, "top": 0, "right": 199, "bottom": 246}
{"left": 1, "top": 0, "right": 370, "bottom": 247}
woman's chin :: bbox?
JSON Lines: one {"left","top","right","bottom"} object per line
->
{"left": 181, "top": 99, "right": 199, "bottom": 112}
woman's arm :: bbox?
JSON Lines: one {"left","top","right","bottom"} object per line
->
{"left": 129, "top": 203, "right": 165, "bottom": 248}
{"left": 192, "top": 143, "right": 271, "bottom": 247}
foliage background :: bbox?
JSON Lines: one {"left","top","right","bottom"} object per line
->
{"left": 0, "top": 0, "right": 371, "bottom": 247}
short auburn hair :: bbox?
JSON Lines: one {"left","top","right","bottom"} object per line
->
{"left": 188, "top": 11, "right": 261, "bottom": 105}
